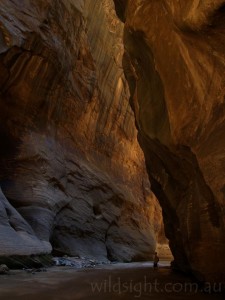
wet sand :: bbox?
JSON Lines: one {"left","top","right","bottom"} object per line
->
{"left": 0, "top": 262, "right": 224, "bottom": 300}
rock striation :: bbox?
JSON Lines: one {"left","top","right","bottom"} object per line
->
{"left": 114, "top": 0, "right": 225, "bottom": 282}
{"left": 0, "top": 187, "right": 51, "bottom": 255}
{"left": 0, "top": 0, "right": 165, "bottom": 262}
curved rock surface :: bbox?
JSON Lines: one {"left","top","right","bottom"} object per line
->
{"left": 0, "top": 187, "right": 51, "bottom": 255}
{"left": 0, "top": 0, "right": 166, "bottom": 262}
{"left": 114, "top": 0, "right": 225, "bottom": 281}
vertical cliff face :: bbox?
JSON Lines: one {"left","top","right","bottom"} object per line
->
{"left": 114, "top": 0, "right": 225, "bottom": 281}
{"left": 0, "top": 0, "right": 165, "bottom": 262}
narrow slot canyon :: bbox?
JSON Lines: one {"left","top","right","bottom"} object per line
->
{"left": 0, "top": 0, "right": 224, "bottom": 299}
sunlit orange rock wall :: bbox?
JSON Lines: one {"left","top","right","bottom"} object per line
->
{"left": 114, "top": 0, "right": 225, "bottom": 281}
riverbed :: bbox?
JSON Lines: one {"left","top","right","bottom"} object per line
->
{"left": 0, "top": 262, "right": 224, "bottom": 299}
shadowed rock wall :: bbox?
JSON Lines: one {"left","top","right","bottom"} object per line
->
{"left": 0, "top": 0, "right": 165, "bottom": 262}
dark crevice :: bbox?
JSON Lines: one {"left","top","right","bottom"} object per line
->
{"left": 209, "top": 3, "right": 225, "bottom": 29}
{"left": 113, "top": 0, "right": 127, "bottom": 22}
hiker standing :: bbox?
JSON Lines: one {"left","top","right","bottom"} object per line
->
{"left": 153, "top": 252, "right": 159, "bottom": 269}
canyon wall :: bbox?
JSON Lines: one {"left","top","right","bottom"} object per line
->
{"left": 0, "top": 0, "right": 164, "bottom": 262}
{"left": 114, "top": 0, "right": 225, "bottom": 281}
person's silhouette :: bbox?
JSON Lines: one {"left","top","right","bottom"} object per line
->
{"left": 153, "top": 251, "right": 159, "bottom": 269}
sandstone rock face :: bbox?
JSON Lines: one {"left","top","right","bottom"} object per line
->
{"left": 0, "top": 187, "right": 51, "bottom": 256}
{"left": 0, "top": 0, "right": 163, "bottom": 262}
{"left": 114, "top": 0, "right": 225, "bottom": 281}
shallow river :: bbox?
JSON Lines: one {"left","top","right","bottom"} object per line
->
{"left": 0, "top": 262, "right": 224, "bottom": 299}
